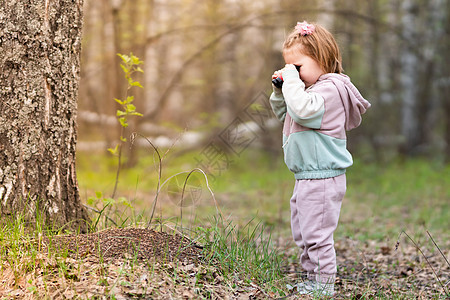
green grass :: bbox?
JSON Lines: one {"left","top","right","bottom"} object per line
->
{"left": 343, "top": 158, "right": 449, "bottom": 240}
{"left": 194, "top": 216, "right": 289, "bottom": 295}
{"left": 0, "top": 209, "right": 290, "bottom": 298}
{"left": 77, "top": 149, "right": 449, "bottom": 242}
{"left": 2, "top": 149, "right": 445, "bottom": 298}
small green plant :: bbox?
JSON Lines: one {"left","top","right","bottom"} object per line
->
{"left": 87, "top": 191, "right": 133, "bottom": 231}
{"left": 109, "top": 53, "right": 144, "bottom": 199}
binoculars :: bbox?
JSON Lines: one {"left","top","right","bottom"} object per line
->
{"left": 272, "top": 77, "right": 284, "bottom": 89}
{"left": 272, "top": 65, "right": 301, "bottom": 89}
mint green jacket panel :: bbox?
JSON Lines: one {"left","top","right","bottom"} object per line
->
{"left": 269, "top": 72, "right": 371, "bottom": 180}
{"left": 282, "top": 131, "right": 352, "bottom": 179}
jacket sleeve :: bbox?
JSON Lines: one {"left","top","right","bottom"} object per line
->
{"left": 269, "top": 85, "right": 287, "bottom": 122}
{"left": 281, "top": 68, "right": 325, "bottom": 129}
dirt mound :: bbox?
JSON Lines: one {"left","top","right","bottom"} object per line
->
{"left": 47, "top": 228, "right": 203, "bottom": 264}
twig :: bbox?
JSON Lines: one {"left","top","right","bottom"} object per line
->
{"left": 396, "top": 231, "right": 449, "bottom": 296}
{"left": 157, "top": 169, "right": 223, "bottom": 220}
{"left": 426, "top": 230, "right": 450, "bottom": 268}
{"left": 162, "top": 128, "right": 186, "bottom": 160}
{"left": 111, "top": 125, "right": 124, "bottom": 199}
{"left": 176, "top": 168, "right": 222, "bottom": 220}
{"left": 129, "top": 133, "right": 223, "bottom": 231}
{"left": 180, "top": 168, "right": 206, "bottom": 228}
{"left": 129, "top": 133, "right": 163, "bottom": 227}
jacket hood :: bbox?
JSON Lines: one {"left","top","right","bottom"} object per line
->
{"left": 317, "top": 73, "right": 371, "bottom": 131}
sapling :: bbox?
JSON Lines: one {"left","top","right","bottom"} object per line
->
{"left": 82, "top": 53, "right": 144, "bottom": 229}
{"left": 109, "top": 53, "right": 144, "bottom": 199}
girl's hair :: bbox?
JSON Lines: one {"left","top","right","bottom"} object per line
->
{"left": 283, "top": 22, "right": 343, "bottom": 74}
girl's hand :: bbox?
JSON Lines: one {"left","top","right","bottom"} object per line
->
{"left": 272, "top": 70, "right": 283, "bottom": 80}
{"left": 284, "top": 64, "right": 298, "bottom": 71}
{"left": 273, "top": 65, "right": 298, "bottom": 80}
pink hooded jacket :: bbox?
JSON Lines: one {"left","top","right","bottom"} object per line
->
{"left": 270, "top": 71, "right": 371, "bottom": 179}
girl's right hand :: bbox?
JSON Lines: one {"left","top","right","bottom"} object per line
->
{"left": 272, "top": 70, "right": 283, "bottom": 80}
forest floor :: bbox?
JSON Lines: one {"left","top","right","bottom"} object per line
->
{"left": 0, "top": 226, "right": 448, "bottom": 299}
{"left": 1, "top": 154, "right": 449, "bottom": 299}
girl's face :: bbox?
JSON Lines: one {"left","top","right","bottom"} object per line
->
{"left": 284, "top": 48, "right": 324, "bottom": 88}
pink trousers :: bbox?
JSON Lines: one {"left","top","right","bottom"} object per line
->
{"left": 290, "top": 174, "right": 346, "bottom": 284}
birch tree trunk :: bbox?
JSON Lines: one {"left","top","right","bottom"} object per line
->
{"left": 399, "top": 0, "right": 421, "bottom": 155}
{"left": 400, "top": 0, "right": 447, "bottom": 156}
{"left": 444, "top": 1, "right": 450, "bottom": 162}
{"left": 0, "top": 0, "right": 89, "bottom": 232}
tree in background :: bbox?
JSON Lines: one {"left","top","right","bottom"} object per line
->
{"left": 0, "top": 0, "right": 89, "bottom": 232}
{"left": 399, "top": 0, "right": 448, "bottom": 156}
{"left": 77, "top": 0, "right": 450, "bottom": 162}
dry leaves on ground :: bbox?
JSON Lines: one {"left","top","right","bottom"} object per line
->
{"left": 0, "top": 227, "right": 448, "bottom": 299}
{"left": 283, "top": 236, "right": 449, "bottom": 299}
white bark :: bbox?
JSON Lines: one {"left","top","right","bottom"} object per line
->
{"left": 400, "top": 0, "right": 420, "bottom": 153}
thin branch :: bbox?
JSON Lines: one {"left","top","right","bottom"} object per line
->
{"left": 157, "top": 169, "right": 222, "bottom": 220}
{"left": 130, "top": 133, "right": 162, "bottom": 227}
{"left": 111, "top": 125, "right": 125, "bottom": 199}
{"left": 396, "top": 231, "right": 449, "bottom": 296}
{"left": 179, "top": 168, "right": 217, "bottom": 229}
{"left": 426, "top": 230, "right": 450, "bottom": 268}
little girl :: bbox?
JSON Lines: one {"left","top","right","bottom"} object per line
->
{"left": 270, "top": 21, "right": 370, "bottom": 297}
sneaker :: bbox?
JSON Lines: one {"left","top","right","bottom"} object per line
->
{"left": 315, "top": 281, "right": 335, "bottom": 297}
{"left": 290, "top": 280, "right": 335, "bottom": 297}
{"left": 295, "top": 279, "right": 316, "bottom": 294}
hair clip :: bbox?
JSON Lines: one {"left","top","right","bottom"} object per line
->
{"left": 295, "top": 21, "right": 315, "bottom": 36}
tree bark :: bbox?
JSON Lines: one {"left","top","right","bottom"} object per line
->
{"left": 0, "top": 0, "right": 89, "bottom": 232}
{"left": 399, "top": 0, "right": 421, "bottom": 155}
{"left": 442, "top": 0, "right": 450, "bottom": 162}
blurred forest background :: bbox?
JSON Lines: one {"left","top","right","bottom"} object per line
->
{"left": 0, "top": 2, "right": 448, "bottom": 297}
{"left": 77, "top": 0, "right": 450, "bottom": 164}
